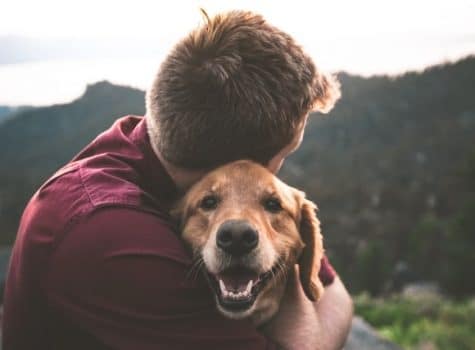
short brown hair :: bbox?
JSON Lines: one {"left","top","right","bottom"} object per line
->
{"left": 146, "top": 10, "right": 340, "bottom": 169}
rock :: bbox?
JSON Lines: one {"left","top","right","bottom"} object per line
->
{"left": 344, "top": 316, "right": 402, "bottom": 350}
{"left": 402, "top": 281, "right": 441, "bottom": 300}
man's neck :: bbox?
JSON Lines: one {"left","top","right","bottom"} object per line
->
{"left": 153, "top": 147, "right": 207, "bottom": 193}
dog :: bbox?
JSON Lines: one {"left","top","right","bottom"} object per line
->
{"left": 172, "top": 160, "right": 325, "bottom": 325}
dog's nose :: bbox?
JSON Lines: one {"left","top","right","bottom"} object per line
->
{"left": 216, "top": 220, "right": 258, "bottom": 256}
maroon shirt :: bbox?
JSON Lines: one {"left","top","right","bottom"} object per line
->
{"left": 2, "top": 116, "right": 335, "bottom": 350}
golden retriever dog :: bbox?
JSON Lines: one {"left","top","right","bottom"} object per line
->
{"left": 172, "top": 160, "right": 324, "bottom": 325}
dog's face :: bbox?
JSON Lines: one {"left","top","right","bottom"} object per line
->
{"left": 173, "top": 160, "right": 324, "bottom": 324}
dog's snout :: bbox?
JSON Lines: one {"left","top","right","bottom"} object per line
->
{"left": 216, "top": 220, "right": 258, "bottom": 256}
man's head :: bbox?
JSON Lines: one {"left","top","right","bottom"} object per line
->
{"left": 146, "top": 10, "right": 340, "bottom": 171}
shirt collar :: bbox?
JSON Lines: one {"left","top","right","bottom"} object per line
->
{"left": 130, "top": 117, "right": 179, "bottom": 208}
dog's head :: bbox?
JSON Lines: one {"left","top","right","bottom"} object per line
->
{"left": 172, "top": 160, "right": 324, "bottom": 323}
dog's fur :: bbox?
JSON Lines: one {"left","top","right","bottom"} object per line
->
{"left": 172, "top": 160, "right": 324, "bottom": 325}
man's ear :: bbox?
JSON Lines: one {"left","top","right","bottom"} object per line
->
{"left": 298, "top": 199, "right": 324, "bottom": 301}
{"left": 312, "top": 73, "right": 341, "bottom": 114}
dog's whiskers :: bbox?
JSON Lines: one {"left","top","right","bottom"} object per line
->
{"left": 273, "top": 259, "right": 288, "bottom": 285}
{"left": 186, "top": 257, "right": 205, "bottom": 283}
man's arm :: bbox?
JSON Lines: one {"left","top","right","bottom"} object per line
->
{"left": 262, "top": 266, "right": 353, "bottom": 350}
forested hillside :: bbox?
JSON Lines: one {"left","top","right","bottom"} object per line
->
{"left": 280, "top": 56, "right": 475, "bottom": 296}
{"left": 0, "top": 81, "right": 145, "bottom": 244}
{"left": 1, "top": 57, "right": 474, "bottom": 296}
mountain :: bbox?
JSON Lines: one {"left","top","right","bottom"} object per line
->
{"left": 0, "top": 81, "right": 145, "bottom": 245}
{"left": 280, "top": 56, "right": 475, "bottom": 295}
{"left": 0, "top": 106, "right": 32, "bottom": 123}
{"left": 1, "top": 57, "right": 474, "bottom": 296}
{"left": 0, "top": 107, "right": 13, "bottom": 119}
{"left": 0, "top": 108, "right": 13, "bottom": 125}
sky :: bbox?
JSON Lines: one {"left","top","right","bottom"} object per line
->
{"left": 1, "top": 0, "right": 474, "bottom": 105}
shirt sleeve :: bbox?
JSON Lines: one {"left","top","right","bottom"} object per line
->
{"left": 42, "top": 207, "right": 276, "bottom": 350}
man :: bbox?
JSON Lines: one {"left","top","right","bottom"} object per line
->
{"left": 3, "top": 10, "right": 353, "bottom": 350}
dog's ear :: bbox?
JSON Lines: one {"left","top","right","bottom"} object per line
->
{"left": 169, "top": 200, "right": 183, "bottom": 219}
{"left": 169, "top": 200, "right": 183, "bottom": 230}
{"left": 169, "top": 197, "right": 190, "bottom": 230}
{"left": 298, "top": 199, "right": 324, "bottom": 301}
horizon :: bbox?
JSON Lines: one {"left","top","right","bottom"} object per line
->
{"left": 2, "top": 55, "right": 474, "bottom": 108}
{"left": 1, "top": 0, "right": 474, "bottom": 106}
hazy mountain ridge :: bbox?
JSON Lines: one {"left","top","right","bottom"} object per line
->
{"left": 1, "top": 56, "right": 474, "bottom": 296}
{"left": 0, "top": 106, "right": 31, "bottom": 124}
{"left": 0, "top": 107, "right": 14, "bottom": 120}
{"left": 0, "top": 81, "right": 145, "bottom": 241}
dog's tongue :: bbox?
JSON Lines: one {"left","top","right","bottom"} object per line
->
{"left": 217, "top": 267, "right": 259, "bottom": 292}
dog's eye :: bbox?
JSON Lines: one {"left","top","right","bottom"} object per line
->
{"left": 200, "top": 195, "right": 219, "bottom": 210}
{"left": 263, "top": 198, "right": 282, "bottom": 213}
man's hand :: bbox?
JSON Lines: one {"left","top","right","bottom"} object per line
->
{"left": 261, "top": 266, "right": 353, "bottom": 350}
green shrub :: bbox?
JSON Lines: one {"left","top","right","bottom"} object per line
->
{"left": 354, "top": 294, "right": 475, "bottom": 350}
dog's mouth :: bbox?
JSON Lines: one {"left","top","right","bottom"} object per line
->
{"left": 207, "top": 265, "right": 278, "bottom": 313}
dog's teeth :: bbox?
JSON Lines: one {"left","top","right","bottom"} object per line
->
{"left": 220, "top": 279, "right": 232, "bottom": 298}
{"left": 219, "top": 279, "right": 227, "bottom": 295}
{"left": 219, "top": 278, "right": 254, "bottom": 300}
{"left": 246, "top": 280, "right": 253, "bottom": 294}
